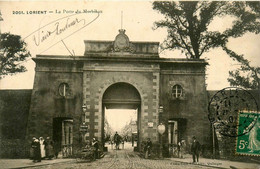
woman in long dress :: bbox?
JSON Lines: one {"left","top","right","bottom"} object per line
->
{"left": 33, "top": 139, "right": 41, "bottom": 162}
{"left": 247, "top": 120, "right": 260, "bottom": 152}
{"left": 39, "top": 137, "right": 46, "bottom": 159}
{"left": 44, "top": 137, "right": 54, "bottom": 159}
{"left": 30, "top": 137, "right": 36, "bottom": 159}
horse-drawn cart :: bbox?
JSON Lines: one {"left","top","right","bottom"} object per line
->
{"left": 76, "top": 146, "right": 96, "bottom": 162}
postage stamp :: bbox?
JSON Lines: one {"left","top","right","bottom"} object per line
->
{"left": 208, "top": 87, "right": 259, "bottom": 137}
{"left": 236, "top": 112, "right": 260, "bottom": 156}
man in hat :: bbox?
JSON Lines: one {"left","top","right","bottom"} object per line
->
{"left": 113, "top": 132, "right": 120, "bottom": 150}
{"left": 191, "top": 136, "right": 200, "bottom": 163}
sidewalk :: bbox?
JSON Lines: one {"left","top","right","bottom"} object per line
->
{"left": 0, "top": 155, "right": 259, "bottom": 169}
{"left": 0, "top": 158, "right": 75, "bottom": 169}
{"left": 168, "top": 154, "right": 260, "bottom": 169}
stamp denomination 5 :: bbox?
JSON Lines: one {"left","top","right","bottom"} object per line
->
{"left": 208, "top": 87, "right": 259, "bottom": 137}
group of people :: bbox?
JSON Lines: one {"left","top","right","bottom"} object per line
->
{"left": 30, "top": 136, "right": 57, "bottom": 163}
{"left": 143, "top": 136, "right": 200, "bottom": 162}
{"left": 30, "top": 135, "right": 200, "bottom": 163}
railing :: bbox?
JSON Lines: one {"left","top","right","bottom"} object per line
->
{"left": 62, "top": 144, "right": 73, "bottom": 157}
{"left": 169, "top": 144, "right": 178, "bottom": 157}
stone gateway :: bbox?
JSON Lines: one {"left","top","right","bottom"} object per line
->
{"left": 26, "top": 29, "right": 211, "bottom": 156}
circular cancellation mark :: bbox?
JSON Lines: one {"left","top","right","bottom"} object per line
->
{"left": 208, "top": 87, "right": 259, "bottom": 137}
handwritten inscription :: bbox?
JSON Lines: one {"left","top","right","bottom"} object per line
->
{"left": 24, "top": 12, "right": 100, "bottom": 55}
{"left": 33, "top": 17, "right": 85, "bottom": 46}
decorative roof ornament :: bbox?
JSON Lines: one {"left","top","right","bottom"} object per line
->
{"left": 112, "top": 29, "right": 135, "bottom": 53}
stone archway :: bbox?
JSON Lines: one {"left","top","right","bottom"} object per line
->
{"left": 102, "top": 82, "right": 141, "bottom": 151}
{"left": 83, "top": 73, "right": 160, "bottom": 151}
{"left": 91, "top": 76, "right": 149, "bottom": 151}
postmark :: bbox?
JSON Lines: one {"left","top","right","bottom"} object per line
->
{"left": 208, "top": 87, "right": 259, "bottom": 137}
{"left": 236, "top": 112, "right": 260, "bottom": 156}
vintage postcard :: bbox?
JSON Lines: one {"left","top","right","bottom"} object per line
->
{"left": 0, "top": 1, "right": 259, "bottom": 169}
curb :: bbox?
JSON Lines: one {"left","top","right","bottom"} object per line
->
{"left": 168, "top": 159, "right": 227, "bottom": 169}
{"left": 10, "top": 159, "right": 75, "bottom": 169}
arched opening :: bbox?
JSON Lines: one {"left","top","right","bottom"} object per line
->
{"left": 102, "top": 82, "right": 141, "bottom": 152}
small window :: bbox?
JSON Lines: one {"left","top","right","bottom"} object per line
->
{"left": 172, "top": 84, "right": 183, "bottom": 98}
{"left": 59, "top": 83, "right": 70, "bottom": 97}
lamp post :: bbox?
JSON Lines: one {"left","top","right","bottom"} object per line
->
{"left": 159, "top": 106, "right": 163, "bottom": 119}
{"left": 158, "top": 105, "right": 164, "bottom": 158}
{"left": 80, "top": 104, "right": 88, "bottom": 146}
{"left": 158, "top": 123, "right": 165, "bottom": 158}
{"left": 82, "top": 104, "right": 87, "bottom": 114}
{"left": 212, "top": 124, "right": 216, "bottom": 159}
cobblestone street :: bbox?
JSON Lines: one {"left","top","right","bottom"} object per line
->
{"left": 30, "top": 143, "right": 212, "bottom": 169}
{"left": 0, "top": 143, "right": 258, "bottom": 169}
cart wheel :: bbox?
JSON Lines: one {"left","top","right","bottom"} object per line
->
{"left": 76, "top": 155, "right": 87, "bottom": 163}
{"left": 90, "top": 153, "right": 96, "bottom": 161}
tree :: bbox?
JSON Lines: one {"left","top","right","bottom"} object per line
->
{"left": 223, "top": 46, "right": 260, "bottom": 90}
{"left": 222, "top": 2, "right": 260, "bottom": 90}
{"left": 0, "top": 33, "right": 31, "bottom": 78}
{"left": 104, "top": 117, "right": 113, "bottom": 139}
{"left": 152, "top": 1, "right": 260, "bottom": 59}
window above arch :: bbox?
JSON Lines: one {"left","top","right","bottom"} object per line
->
{"left": 58, "top": 83, "right": 70, "bottom": 97}
{"left": 171, "top": 84, "right": 183, "bottom": 99}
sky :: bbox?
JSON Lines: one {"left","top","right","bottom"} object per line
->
{"left": 0, "top": 1, "right": 260, "bottom": 90}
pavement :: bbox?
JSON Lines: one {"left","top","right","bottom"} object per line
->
{"left": 0, "top": 158, "right": 75, "bottom": 169}
{"left": 167, "top": 155, "right": 260, "bottom": 169}
{"left": 0, "top": 143, "right": 259, "bottom": 169}
{"left": 1, "top": 155, "right": 259, "bottom": 169}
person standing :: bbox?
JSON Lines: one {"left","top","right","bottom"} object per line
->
{"left": 121, "top": 138, "right": 124, "bottom": 150}
{"left": 32, "top": 139, "right": 41, "bottom": 162}
{"left": 144, "top": 138, "right": 152, "bottom": 158}
{"left": 114, "top": 132, "right": 120, "bottom": 150}
{"left": 53, "top": 140, "right": 60, "bottom": 159}
{"left": 191, "top": 136, "right": 200, "bottom": 163}
{"left": 39, "top": 137, "right": 45, "bottom": 159}
{"left": 30, "top": 137, "right": 36, "bottom": 160}
{"left": 178, "top": 140, "right": 185, "bottom": 158}
{"left": 44, "top": 137, "right": 54, "bottom": 160}
{"left": 92, "top": 138, "right": 99, "bottom": 159}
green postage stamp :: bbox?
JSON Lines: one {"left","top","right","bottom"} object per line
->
{"left": 236, "top": 112, "right": 260, "bottom": 156}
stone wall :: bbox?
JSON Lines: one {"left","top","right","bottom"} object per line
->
{"left": 26, "top": 58, "right": 83, "bottom": 151}
{"left": 160, "top": 61, "right": 211, "bottom": 157}
{"left": 0, "top": 90, "right": 32, "bottom": 158}
{"left": 0, "top": 90, "right": 32, "bottom": 139}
